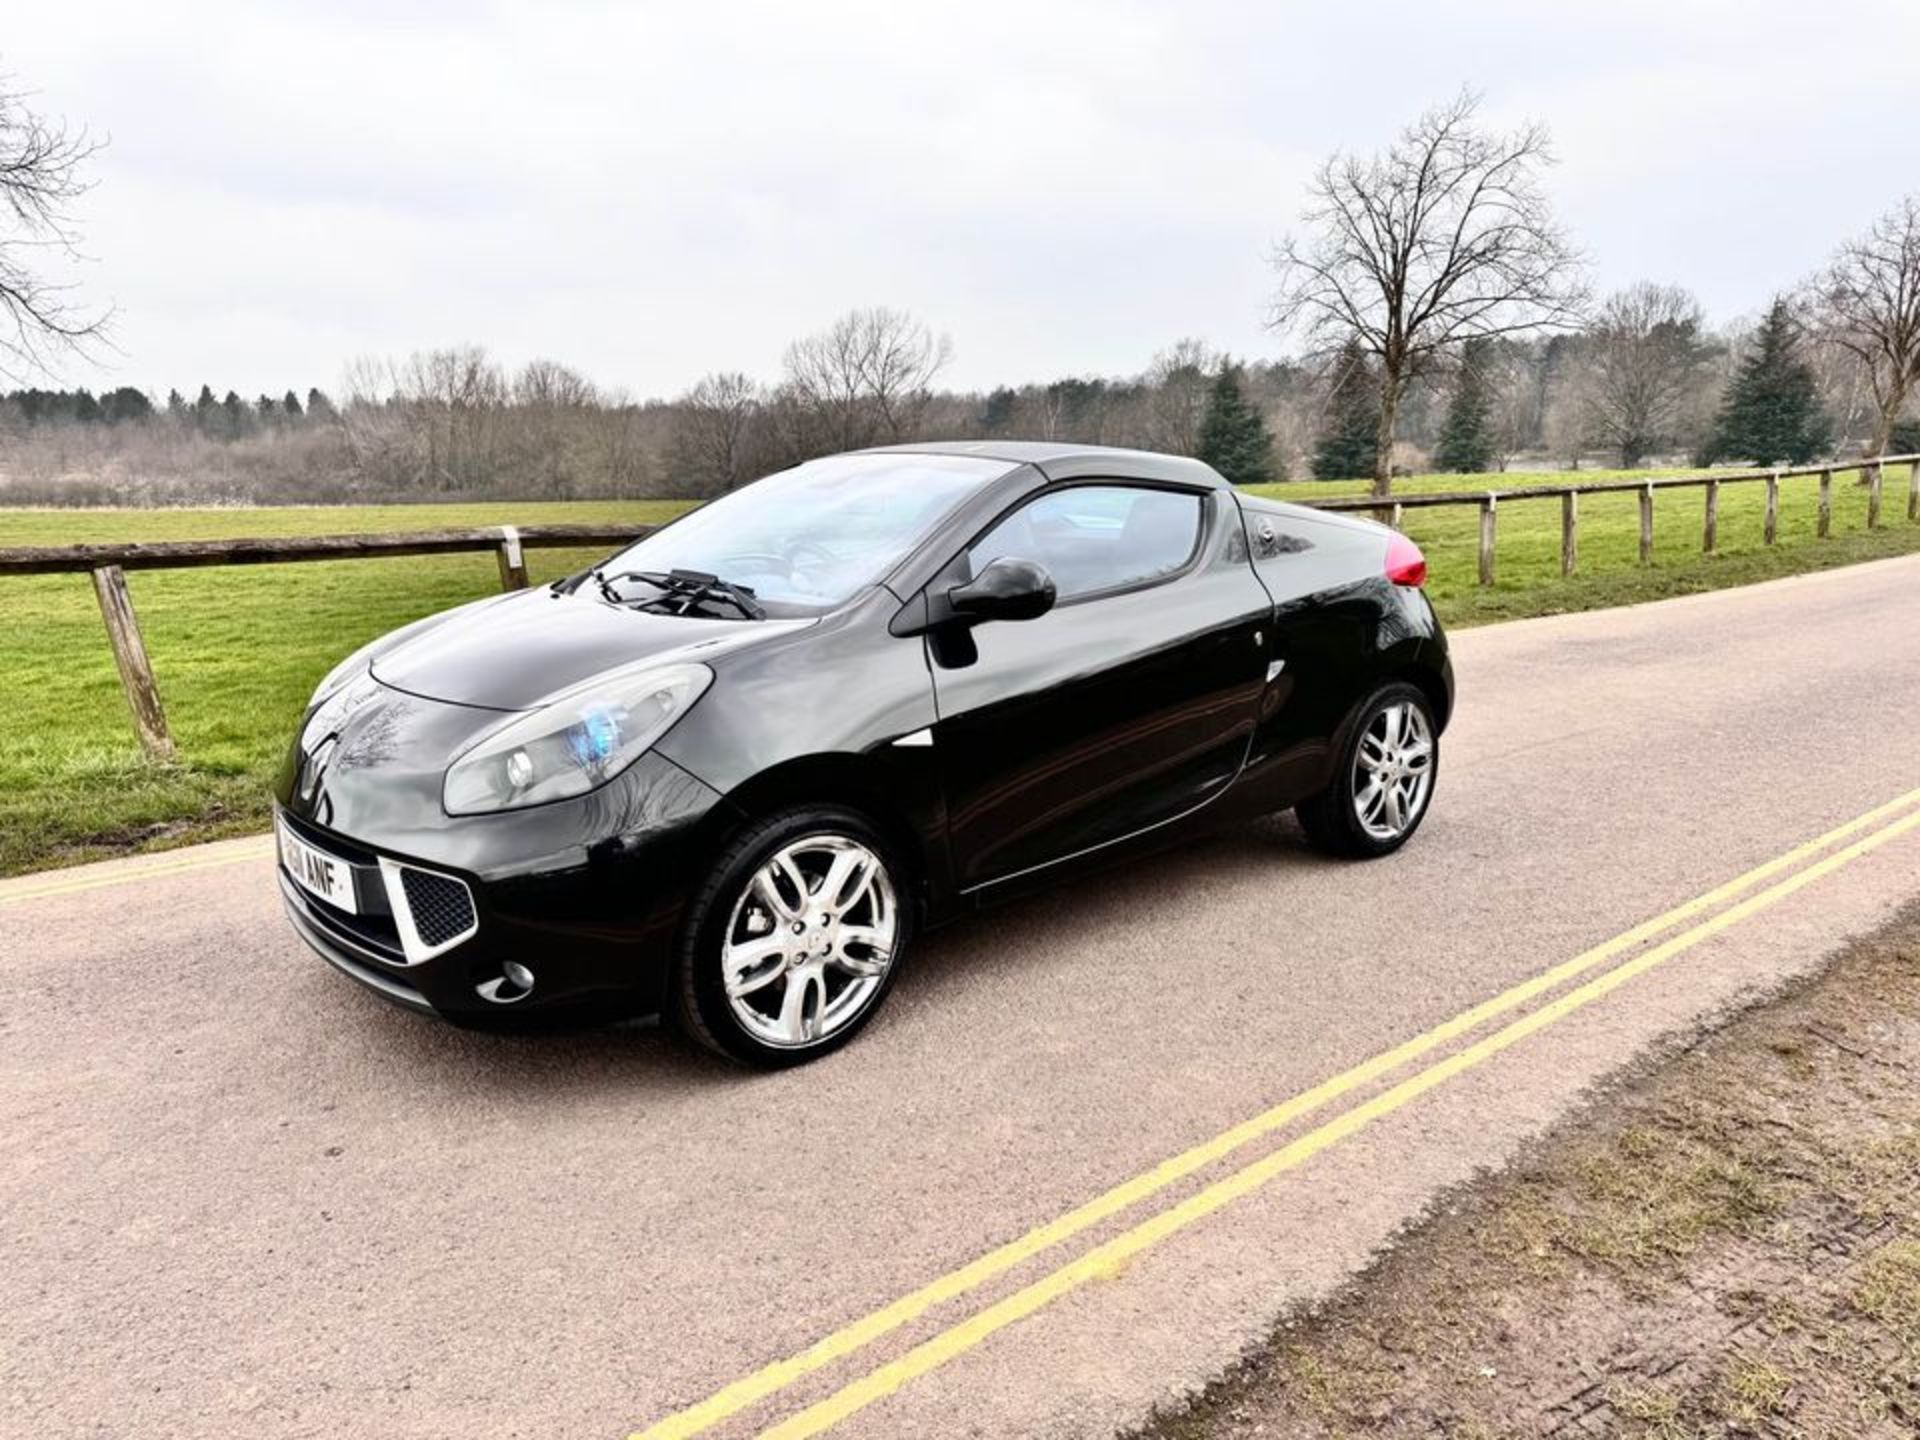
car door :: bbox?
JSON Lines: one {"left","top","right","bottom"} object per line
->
{"left": 927, "top": 482, "right": 1273, "bottom": 890}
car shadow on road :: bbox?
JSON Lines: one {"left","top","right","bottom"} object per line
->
{"left": 896, "top": 812, "right": 1346, "bottom": 999}
{"left": 310, "top": 813, "right": 1332, "bottom": 1097}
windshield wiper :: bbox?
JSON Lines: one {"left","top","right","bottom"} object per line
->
{"left": 598, "top": 568, "right": 766, "bottom": 621}
{"left": 552, "top": 564, "right": 609, "bottom": 597}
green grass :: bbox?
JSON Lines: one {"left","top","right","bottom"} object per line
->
{"left": 1248, "top": 464, "right": 1920, "bottom": 626}
{"left": 4, "top": 467, "right": 1918, "bottom": 876}
{"left": 0, "top": 500, "right": 688, "bottom": 876}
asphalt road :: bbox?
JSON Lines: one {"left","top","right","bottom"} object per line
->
{"left": 9, "top": 555, "right": 1920, "bottom": 1440}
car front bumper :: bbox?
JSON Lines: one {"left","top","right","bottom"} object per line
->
{"left": 272, "top": 761, "right": 730, "bottom": 1025}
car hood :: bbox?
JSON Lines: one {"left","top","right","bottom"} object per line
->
{"left": 371, "top": 587, "right": 814, "bottom": 710}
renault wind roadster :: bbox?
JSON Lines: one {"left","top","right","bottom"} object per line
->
{"left": 274, "top": 442, "right": 1452, "bottom": 1066}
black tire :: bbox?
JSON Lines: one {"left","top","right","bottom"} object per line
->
{"left": 673, "top": 805, "right": 913, "bottom": 1068}
{"left": 1295, "top": 681, "right": 1438, "bottom": 859}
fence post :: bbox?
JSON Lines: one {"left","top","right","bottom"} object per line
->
{"left": 89, "top": 564, "right": 175, "bottom": 761}
{"left": 494, "top": 525, "right": 529, "bottom": 590}
{"left": 1389, "top": 502, "right": 1404, "bottom": 532}
{"left": 1910, "top": 459, "right": 1920, "bottom": 522}
{"left": 1638, "top": 483, "right": 1655, "bottom": 564}
{"left": 1477, "top": 494, "right": 1497, "bottom": 587}
{"left": 1763, "top": 473, "right": 1779, "bottom": 545}
{"left": 1818, "top": 469, "right": 1833, "bottom": 537}
{"left": 1560, "top": 490, "right": 1578, "bottom": 577}
{"left": 1869, "top": 466, "right": 1884, "bottom": 529}
{"left": 1702, "top": 479, "right": 1719, "bottom": 553}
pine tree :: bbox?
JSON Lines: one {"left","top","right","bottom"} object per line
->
{"left": 100, "top": 386, "right": 153, "bottom": 423}
{"left": 1197, "top": 363, "right": 1276, "bottom": 484}
{"left": 306, "top": 387, "right": 336, "bottom": 420}
{"left": 1434, "top": 340, "right": 1496, "bottom": 473}
{"left": 1706, "top": 299, "right": 1831, "bottom": 466}
{"left": 282, "top": 389, "right": 304, "bottom": 419}
{"left": 1312, "top": 340, "right": 1380, "bottom": 481}
{"left": 980, "top": 386, "right": 1015, "bottom": 432}
{"left": 221, "top": 390, "right": 250, "bottom": 440}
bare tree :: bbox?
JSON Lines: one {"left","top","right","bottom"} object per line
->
{"left": 1241, "top": 359, "right": 1315, "bottom": 480}
{"left": 781, "top": 306, "right": 952, "bottom": 455}
{"left": 1579, "top": 283, "right": 1716, "bottom": 468}
{"left": 513, "top": 357, "right": 600, "bottom": 410}
{"left": 669, "top": 371, "right": 765, "bottom": 495}
{"left": 856, "top": 307, "right": 952, "bottom": 440}
{"left": 1806, "top": 333, "right": 1878, "bottom": 450}
{"left": 512, "top": 359, "right": 600, "bottom": 496}
{"left": 1541, "top": 350, "right": 1596, "bottom": 471}
{"left": 1140, "top": 338, "right": 1217, "bottom": 455}
{"left": 1808, "top": 195, "right": 1920, "bottom": 470}
{"left": 0, "top": 78, "right": 109, "bottom": 380}
{"left": 1484, "top": 339, "right": 1547, "bottom": 468}
{"left": 1269, "top": 89, "right": 1587, "bottom": 495}
{"left": 396, "top": 345, "right": 508, "bottom": 489}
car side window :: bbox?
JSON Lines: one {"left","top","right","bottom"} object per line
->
{"left": 968, "top": 486, "right": 1203, "bottom": 601}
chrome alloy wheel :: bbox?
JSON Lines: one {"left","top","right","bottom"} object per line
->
{"left": 1352, "top": 700, "right": 1434, "bottom": 841}
{"left": 721, "top": 835, "right": 899, "bottom": 1049}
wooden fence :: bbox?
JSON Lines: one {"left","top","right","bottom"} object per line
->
{"left": 1310, "top": 455, "right": 1920, "bottom": 588}
{"left": 0, "top": 524, "right": 653, "bottom": 759}
{"left": 3, "top": 453, "right": 1918, "bottom": 757}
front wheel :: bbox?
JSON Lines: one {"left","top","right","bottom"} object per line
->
{"left": 674, "top": 806, "right": 911, "bottom": 1067}
{"left": 1296, "top": 682, "right": 1438, "bottom": 858}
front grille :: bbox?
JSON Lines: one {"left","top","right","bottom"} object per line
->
{"left": 397, "top": 867, "right": 478, "bottom": 948}
{"left": 311, "top": 894, "right": 408, "bottom": 965}
{"left": 277, "top": 808, "right": 477, "bottom": 963}
{"left": 278, "top": 809, "right": 381, "bottom": 867}
{"left": 280, "top": 872, "right": 432, "bottom": 1013}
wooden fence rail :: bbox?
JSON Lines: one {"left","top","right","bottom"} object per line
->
{"left": 4, "top": 454, "right": 1919, "bottom": 758}
{"left": 1309, "top": 454, "right": 1920, "bottom": 590}
{"left": 0, "top": 523, "right": 655, "bottom": 759}
{"left": 0, "top": 522, "right": 649, "bottom": 576}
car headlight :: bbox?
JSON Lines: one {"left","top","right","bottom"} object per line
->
{"left": 442, "top": 661, "right": 713, "bottom": 815}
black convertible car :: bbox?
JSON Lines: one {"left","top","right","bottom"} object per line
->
{"left": 275, "top": 442, "right": 1452, "bottom": 1065}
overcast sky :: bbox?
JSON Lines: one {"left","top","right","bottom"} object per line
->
{"left": 10, "top": 0, "right": 1919, "bottom": 400}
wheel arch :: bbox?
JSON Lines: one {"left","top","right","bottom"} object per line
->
{"left": 703, "top": 751, "right": 941, "bottom": 910}
{"left": 1385, "top": 657, "right": 1453, "bottom": 733}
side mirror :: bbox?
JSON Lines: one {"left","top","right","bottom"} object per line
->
{"left": 948, "top": 557, "right": 1057, "bottom": 623}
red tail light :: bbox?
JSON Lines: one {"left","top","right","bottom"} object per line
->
{"left": 1384, "top": 532, "right": 1427, "bottom": 588}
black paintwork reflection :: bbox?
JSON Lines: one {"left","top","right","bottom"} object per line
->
{"left": 372, "top": 585, "right": 813, "bottom": 710}
{"left": 932, "top": 501, "right": 1272, "bottom": 888}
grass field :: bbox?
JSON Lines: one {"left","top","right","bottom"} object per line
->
{"left": 3, "top": 466, "right": 1916, "bottom": 876}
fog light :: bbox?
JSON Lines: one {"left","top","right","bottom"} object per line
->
{"left": 476, "top": 961, "right": 536, "bottom": 1004}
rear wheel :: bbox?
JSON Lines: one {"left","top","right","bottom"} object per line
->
{"left": 1296, "top": 682, "right": 1437, "bottom": 858}
{"left": 674, "top": 806, "right": 911, "bottom": 1067}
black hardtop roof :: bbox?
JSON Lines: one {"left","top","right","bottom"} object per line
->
{"left": 853, "top": 440, "right": 1231, "bottom": 490}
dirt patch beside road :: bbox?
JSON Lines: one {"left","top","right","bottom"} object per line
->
{"left": 1130, "top": 906, "right": 1920, "bottom": 1439}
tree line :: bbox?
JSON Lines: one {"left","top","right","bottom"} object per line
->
{"left": 3, "top": 383, "right": 336, "bottom": 431}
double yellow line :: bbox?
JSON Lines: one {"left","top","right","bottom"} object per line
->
{"left": 0, "top": 837, "right": 274, "bottom": 907}
{"left": 635, "top": 785, "right": 1920, "bottom": 1440}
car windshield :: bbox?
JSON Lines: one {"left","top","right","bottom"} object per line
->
{"left": 603, "top": 453, "right": 1008, "bottom": 611}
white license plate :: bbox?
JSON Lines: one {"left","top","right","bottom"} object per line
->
{"left": 278, "top": 819, "right": 358, "bottom": 913}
